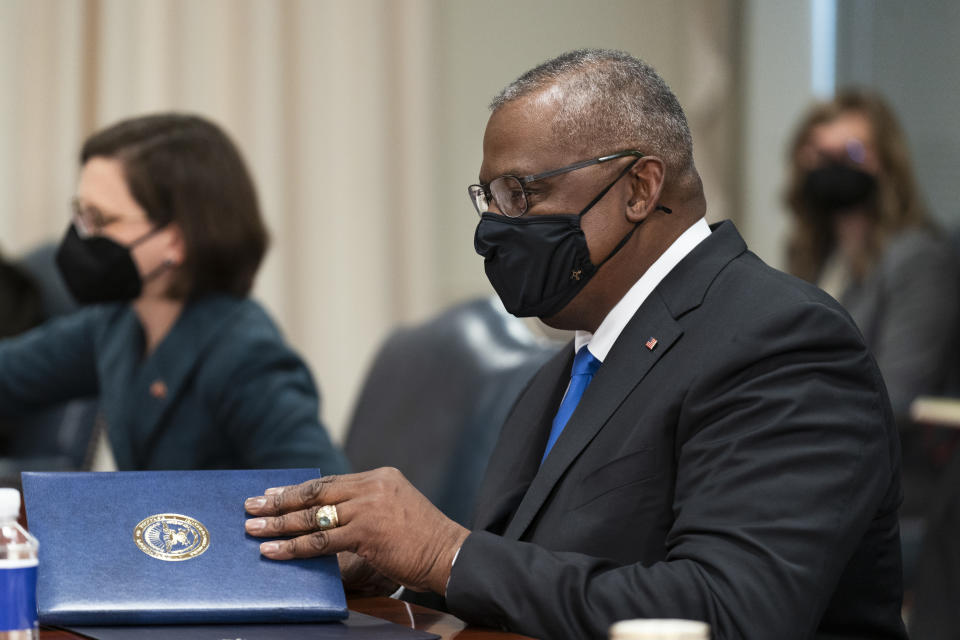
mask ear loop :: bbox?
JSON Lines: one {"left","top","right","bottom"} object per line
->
{"left": 140, "top": 257, "right": 178, "bottom": 284}
{"left": 128, "top": 223, "right": 177, "bottom": 283}
{"left": 577, "top": 159, "right": 672, "bottom": 217}
{"left": 595, "top": 221, "right": 640, "bottom": 272}
{"left": 126, "top": 222, "right": 169, "bottom": 250}
{"left": 580, "top": 159, "right": 672, "bottom": 270}
{"left": 576, "top": 159, "right": 641, "bottom": 217}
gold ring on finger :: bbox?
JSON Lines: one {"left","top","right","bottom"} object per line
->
{"left": 315, "top": 504, "right": 339, "bottom": 531}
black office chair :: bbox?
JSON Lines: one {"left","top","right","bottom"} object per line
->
{"left": 0, "top": 259, "right": 43, "bottom": 338}
{"left": 909, "top": 444, "right": 960, "bottom": 639}
{"left": 0, "top": 243, "right": 97, "bottom": 487}
{"left": 344, "top": 296, "right": 563, "bottom": 526}
{"left": 15, "top": 242, "right": 78, "bottom": 318}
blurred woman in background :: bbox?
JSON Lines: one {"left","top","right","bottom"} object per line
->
{"left": 785, "top": 90, "right": 959, "bottom": 420}
{"left": 784, "top": 89, "right": 960, "bottom": 578}
{"left": 0, "top": 114, "right": 348, "bottom": 474}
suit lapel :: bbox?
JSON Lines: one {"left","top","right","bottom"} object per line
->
{"left": 96, "top": 308, "right": 143, "bottom": 469}
{"left": 498, "top": 220, "right": 748, "bottom": 539}
{"left": 109, "top": 296, "right": 238, "bottom": 468}
{"left": 471, "top": 346, "right": 571, "bottom": 533}
{"left": 503, "top": 293, "right": 683, "bottom": 540}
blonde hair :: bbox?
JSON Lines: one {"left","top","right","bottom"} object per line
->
{"left": 784, "top": 89, "right": 931, "bottom": 282}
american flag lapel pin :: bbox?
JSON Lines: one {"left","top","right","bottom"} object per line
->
{"left": 645, "top": 337, "right": 658, "bottom": 350}
{"left": 149, "top": 379, "right": 168, "bottom": 400}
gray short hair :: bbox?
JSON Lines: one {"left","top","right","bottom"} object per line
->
{"left": 491, "top": 49, "right": 695, "bottom": 183}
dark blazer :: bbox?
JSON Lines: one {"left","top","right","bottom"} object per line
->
{"left": 840, "top": 227, "right": 960, "bottom": 419}
{"left": 445, "top": 221, "right": 905, "bottom": 640}
{"left": 840, "top": 228, "right": 960, "bottom": 523}
{"left": 0, "top": 295, "right": 348, "bottom": 473}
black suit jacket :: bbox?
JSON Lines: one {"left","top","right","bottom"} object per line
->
{"left": 445, "top": 221, "right": 906, "bottom": 640}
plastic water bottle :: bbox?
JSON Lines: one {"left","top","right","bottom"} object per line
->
{"left": 0, "top": 488, "right": 38, "bottom": 640}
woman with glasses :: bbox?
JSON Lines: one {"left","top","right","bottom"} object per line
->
{"left": 0, "top": 113, "right": 348, "bottom": 474}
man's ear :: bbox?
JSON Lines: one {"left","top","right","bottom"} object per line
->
{"left": 625, "top": 156, "right": 666, "bottom": 223}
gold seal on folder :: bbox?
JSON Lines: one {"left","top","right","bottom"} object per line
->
{"left": 134, "top": 513, "right": 210, "bottom": 561}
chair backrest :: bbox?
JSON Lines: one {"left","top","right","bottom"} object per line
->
{"left": 948, "top": 226, "right": 960, "bottom": 396}
{"left": 0, "top": 403, "right": 99, "bottom": 485}
{"left": 0, "top": 259, "right": 44, "bottom": 338}
{"left": 344, "top": 297, "right": 563, "bottom": 525}
{"left": 0, "top": 242, "right": 96, "bottom": 483}
{"left": 908, "top": 444, "right": 960, "bottom": 639}
{"left": 15, "top": 241, "right": 77, "bottom": 319}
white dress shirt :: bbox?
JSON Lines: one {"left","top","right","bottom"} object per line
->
{"left": 576, "top": 217, "right": 711, "bottom": 361}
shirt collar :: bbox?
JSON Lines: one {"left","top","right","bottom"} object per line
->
{"left": 575, "top": 217, "right": 711, "bottom": 362}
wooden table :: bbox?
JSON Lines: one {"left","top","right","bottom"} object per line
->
{"left": 350, "top": 597, "right": 533, "bottom": 639}
{"left": 37, "top": 596, "right": 535, "bottom": 639}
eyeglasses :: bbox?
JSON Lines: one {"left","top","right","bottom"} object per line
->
{"left": 71, "top": 198, "right": 126, "bottom": 237}
{"left": 801, "top": 138, "right": 871, "bottom": 171}
{"left": 467, "top": 150, "right": 644, "bottom": 218}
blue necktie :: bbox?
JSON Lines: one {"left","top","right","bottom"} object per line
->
{"left": 542, "top": 346, "right": 602, "bottom": 463}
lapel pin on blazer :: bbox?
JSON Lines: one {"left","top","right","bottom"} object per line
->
{"left": 149, "top": 380, "right": 168, "bottom": 400}
{"left": 645, "top": 337, "right": 658, "bottom": 350}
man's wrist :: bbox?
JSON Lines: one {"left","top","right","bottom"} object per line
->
{"left": 436, "top": 526, "right": 470, "bottom": 596}
{"left": 443, "top": 544, "right": 463, "bottom": 596}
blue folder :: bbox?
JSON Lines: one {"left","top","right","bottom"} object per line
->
{"left": 21, "top": 469, "right": 348, "bottom": 625}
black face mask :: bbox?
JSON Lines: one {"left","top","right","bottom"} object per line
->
{"left": 55, "top": 224, "right": 165, "bottom": 304}
{"left": 801, "top": 163, "right": 878, "bottom": 214}
{"left": 474, "top": 160, "right": 667, "bottom": 318}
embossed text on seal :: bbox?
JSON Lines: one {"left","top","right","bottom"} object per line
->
{"left": 134, "top": 513, "right": 210, "bottom": 561}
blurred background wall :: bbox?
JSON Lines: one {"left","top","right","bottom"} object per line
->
{"left": 0, "top": 0, "right": 957, "bottom": 441}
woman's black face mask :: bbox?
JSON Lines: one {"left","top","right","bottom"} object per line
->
{"left": 55, "top": 223, "right": 166, "bottom": 304}
{"left": 801, "top": 162, "right": 878, "bottom": 215}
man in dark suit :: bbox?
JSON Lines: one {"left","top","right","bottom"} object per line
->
{"left": 244, "top": 49, "right": 906, "bottom": 639}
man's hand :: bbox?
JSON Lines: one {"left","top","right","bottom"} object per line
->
{"left": 244, "top": 467, "right": 470, "bottom": 595}
{"left": 337, "top": 551, "right": 398, "bottom": 597}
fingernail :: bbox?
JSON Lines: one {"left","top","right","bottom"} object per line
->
{"left": 245, "top": 497, "right": 267, "bottom": 510}
{"left": 264, "top": 487, "right": 283, "bottom": 496}
{"left": 245, "top": 518, "right": 266, "bottom": 532}
{"left": 260, "top": 541, "right": 280, "bottom": 555}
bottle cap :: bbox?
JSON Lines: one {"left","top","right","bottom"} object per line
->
{"left": 0, "top": 487, "right": 22, "bottom": 518}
